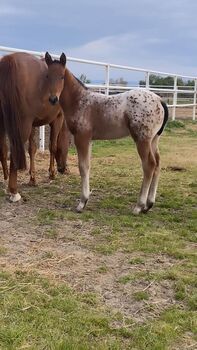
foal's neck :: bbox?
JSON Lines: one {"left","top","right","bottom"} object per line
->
{"left": 61, "top": 69, "right": 86, "bottom": 111}
{"left": 66, "top": 69, "right": 85, "bottom": 96}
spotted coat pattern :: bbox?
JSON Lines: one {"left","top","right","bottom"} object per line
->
{"left": 63, "top": 75, "right": 164, "bottom": 142}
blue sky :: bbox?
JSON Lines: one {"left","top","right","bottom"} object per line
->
{"left": 1, "top": 0, "right": 197, "bottom": 81}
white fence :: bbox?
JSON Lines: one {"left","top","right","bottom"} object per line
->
{"left": 0, "top": 45, "right": 196, "bottom": 151}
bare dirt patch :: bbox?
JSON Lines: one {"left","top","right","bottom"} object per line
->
{"left": 0, "top": 156, "right": 179, "bottom": 324}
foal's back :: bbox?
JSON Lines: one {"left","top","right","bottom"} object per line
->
{"left": 85, "top": 89, "right": 163, "bottom": 141}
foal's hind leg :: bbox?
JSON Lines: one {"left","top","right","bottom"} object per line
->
{"left": 75, "top": 134, "right": 92, "bottom": 213}
{"left": 145, "top": 135, "right": 160, "bottom": 211}
{"left": 133, "top": 140, "right": 156, "bottom": 215}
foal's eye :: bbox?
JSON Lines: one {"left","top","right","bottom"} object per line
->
{"left": 61, "top": 76, "right": 64, "bottom": 80}
{"left": 46, "top": 74, "right": 49, "bottom": 79}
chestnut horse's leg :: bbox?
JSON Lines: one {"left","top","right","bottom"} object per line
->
{"left": 28, "top": 127, "right": 37, "bottom": 186}
{"left": 8, "top": 122, "right": 32, "bottom": 202}
{"left": 8, "top": 157, "right": 21, "bottom": 202}
{"left": 55, "top": 119, "right": 70, "bottom": 174}
{"left": 74, "top": 133, "right": 92, "bottom": 213}
{"left": 49, "top": 113, "right": 63, "bottom": 180}
{"left": 133, "top": 139, "right": 156, "bottom": 215}
{"left": 145, "top": 135, "right": 160, "bottom": 211}
{"left": 0, "top": 135, "right": 8, "bottom": 182}
{"left": 0, "top": 109, "right": 8, "bottom": 183}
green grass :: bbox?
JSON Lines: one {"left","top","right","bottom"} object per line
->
{"left": 0, "top": 271, "right": 196, "bottom": 350}
{"left": 0, "top": 120, "right": 197, "bottom": 349}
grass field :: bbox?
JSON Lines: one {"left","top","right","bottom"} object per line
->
{"left": 0, "top": 120, "right": 196, "bottom": 350}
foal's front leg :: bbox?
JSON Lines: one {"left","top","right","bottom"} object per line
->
{"left": 75, "top": 134, "right": 92, "bottom": 213}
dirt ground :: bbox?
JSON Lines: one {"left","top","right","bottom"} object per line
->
{"left": 0, "top": 152, "right": 182, "bottom": 326}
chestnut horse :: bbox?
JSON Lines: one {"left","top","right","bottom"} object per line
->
{"left": 58, "top": 58, "right": 168, "bottom": 214}
{"left": 0, "top": 52, "right": 67, "bottom": 201}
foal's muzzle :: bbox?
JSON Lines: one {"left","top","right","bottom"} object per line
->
{"left": 49, "top": 95, "right": 59, "bottom": 105}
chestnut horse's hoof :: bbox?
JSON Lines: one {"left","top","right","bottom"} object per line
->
{"left": 9, "top": 193, "right": 21, "bottom": 202}
{"left": 28, "top": 179, "right": 37, "bottom": 187}
{"left": 58, "top": 166, "right": 70, "bottom": 175}
{"left": 49, "top": 174, "right": 55, "bottom": 180}
{"left": 63, "top": 167, "right": 70, "bottom": 175}
{"left": 3, "top": 180, "right": 9, "bottom": 194}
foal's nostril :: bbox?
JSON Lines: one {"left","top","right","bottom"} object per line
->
{"left": 49, "top": 96, "right": 58, "bottom": 105}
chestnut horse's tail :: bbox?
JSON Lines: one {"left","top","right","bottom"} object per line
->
{"left": 0, "top": 55, "right": 26, "bottom": 170}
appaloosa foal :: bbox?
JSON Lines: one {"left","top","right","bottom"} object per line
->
{"left": 58, "top": 60, "right": 168, "bottom": 214}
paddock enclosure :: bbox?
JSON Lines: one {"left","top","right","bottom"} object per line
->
{"left": 0, "top": 46, "right": 196, "bottom": 151}
{"left": 0, "top": 121, "right": 196, "bottom": 349}
{"left": 0, "top": 46, "right": 197, "bottom": 350}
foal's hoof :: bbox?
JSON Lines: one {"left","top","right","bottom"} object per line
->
{"left": 76, "top": 199, "right": 88, "bottom": 213}
{"left": 142, "top": 201, "right": 154, "bottom": 214}
{"left": 9, "top": 193, "right": 21, "bottom": 203}
{"left": 76, "top": 203, "right": 84, "bottom": 213}
{"left": 132, "top": 205, "right": 143, "bottom": 215}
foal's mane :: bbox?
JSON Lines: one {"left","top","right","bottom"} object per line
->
{"left": 72, "top": 74, "right": 88, "bottom": 90}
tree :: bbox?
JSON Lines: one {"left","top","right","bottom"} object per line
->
{"left": 139, "top": 74, "right": 194, "bottom": 88}
{"left": 79, "top": 74, "right": 91, "bottom": 84}
{"left": 109, "top": 77, "right": 128, "bottom": 86}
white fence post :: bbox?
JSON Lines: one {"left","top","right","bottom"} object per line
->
{"left": 39, "top": 126, "right": 45, "bottom": 151}
{"left": 172, "top": 76, "right": 177, "bottom": 121}
{"left": 193, "top": 79, "right": 197, "bottom": 121}
{"left": 105, "top": 64, "right": 110, "bottom": 95}
{"left": 145, "top": 72, "right": 150, "bottom": 89}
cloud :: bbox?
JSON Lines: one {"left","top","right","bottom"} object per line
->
{"left": 67, "top": 31, "right": 197, "bottom": 80}
{"left": 0, "top": 4, "right": 33, "bottom": 17}
{"left": 1, "top": 0, "right": 197, "bottom": 79}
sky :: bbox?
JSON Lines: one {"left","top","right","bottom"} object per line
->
{"left": 1, "top": 0, "right": 197, "bottom": 82}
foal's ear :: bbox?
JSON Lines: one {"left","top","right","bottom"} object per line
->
{"left": 60, "top": 52, "right": 66, "bottom": 66}
{"left": 45, "top": 52, "right": 53, "bottom": 66}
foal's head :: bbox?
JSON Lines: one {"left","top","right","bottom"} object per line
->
{"left": 45, "top": 52, "right": 66, "bottom": 105}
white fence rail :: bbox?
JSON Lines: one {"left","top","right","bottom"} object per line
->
{"left": 0, "top": 45, "right": 196, "bottom": 151}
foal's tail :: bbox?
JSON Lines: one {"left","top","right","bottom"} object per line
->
{"left": 0, "top": 55, "right": 26, "bottom": 170}
{"left": 157, "top": 101, "right": 169, "bottom": 136}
